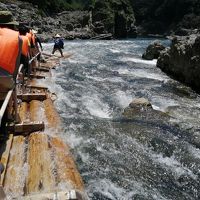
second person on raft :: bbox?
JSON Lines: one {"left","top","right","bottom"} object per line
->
{"left": 52, "top": 34, "right": 64, "bottom": 57}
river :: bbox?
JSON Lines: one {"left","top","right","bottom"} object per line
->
{"left": 43, "top": 39, "right": 200, "bottom": 200}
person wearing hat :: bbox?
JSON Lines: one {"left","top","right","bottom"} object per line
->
{"left": 52, "top": 34, "right": 64, "bottom": 57}
{"left": 18, "top": 25, "right": 31, "bottom": 77}
{"left": 32, "top": 29, "right": 43, "bottom": 62}
{"left": 0, "top": 11, "right": 22, "bottom": 80}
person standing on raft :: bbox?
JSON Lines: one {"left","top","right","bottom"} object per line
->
{"left": 52, "top": 34, "right": 64, "bottom": 57}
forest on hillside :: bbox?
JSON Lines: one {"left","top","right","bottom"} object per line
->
{"left": 2, "top": 0, "right": 199, "bottom": 35}
{"left": 20, "top": 0, "right": 95, "bottom": 11}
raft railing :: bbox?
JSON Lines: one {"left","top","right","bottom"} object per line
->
{"left": 0, "top": 52, "right": 41, "bottom": 126}
{"left": 0, "top": 89, "right": 13, "bottom": 126}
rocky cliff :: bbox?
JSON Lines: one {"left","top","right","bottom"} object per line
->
{"left": 1, "top": 0, "right": 200, "bottom": 38}
{"left": 0, "top": 1, "right": 94, "bottom": 41}
{"left": 130, "top": 0, "right": 200, "bottom": 36}
{"left": 92, "top": 0, "right": 136, "bottom": 38}
{"left": 157, "top": 35, "right": 200, "bottom": 92}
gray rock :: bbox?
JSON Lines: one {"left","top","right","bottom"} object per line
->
{"left": 122, "top": 97, "right": 169, "bottom": 122}
{"left": 157, "top": 34, "right": 200, "bottom": 92}
{"left": 129, "top": 98, "right": 151, "bottom": 108}
{"left": 142, "top": 41, "right": 165, "bottom": 60}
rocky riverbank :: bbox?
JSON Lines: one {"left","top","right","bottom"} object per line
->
{"left": 0, "top": 1, "right": 95, "bottom": 41}
{"left": 157, "top": 34, "right": 200, "bottom": 93}
{"left": 0, "top": 0, "right": 137, "bottom": 41}
{"left": 1, "top": 0, "right": 200, "bottom": 40}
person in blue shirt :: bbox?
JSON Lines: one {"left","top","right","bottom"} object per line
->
{"left": 52, "top": 34, "right": 64, "bottom": 57}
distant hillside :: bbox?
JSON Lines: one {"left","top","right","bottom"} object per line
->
{"left": 19, "top": 0, "right": 95, "bottom": 12}
{"left": 1, "top": 0, "right": 200, "bottom": 36}
{"left": 129, "top": 0, "right": 200, "bottom": 35}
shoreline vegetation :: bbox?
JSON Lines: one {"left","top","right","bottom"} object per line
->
{"left": 1, "top": 0, "right": 200, "bottom": 40}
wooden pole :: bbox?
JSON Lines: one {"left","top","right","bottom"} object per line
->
{"left": 13, "top": 88, "right": 18, "bottom": 123}
{"left": 0, "top": 90, "right": 13, "bottom": 126}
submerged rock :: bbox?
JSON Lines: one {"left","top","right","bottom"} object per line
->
{"left": 122, "top": 97, "right": 168, "bottom": 121}
{"left": 157, "top": 34, "right": 200, "bottom": 92}
{"left": 142, "top": 41, "right": 165, "bottom": 60}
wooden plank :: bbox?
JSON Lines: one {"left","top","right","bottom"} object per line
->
{"left": 17, "top": 93, "right": 47, "bottom": 102}
{"left": 25, "top": 133, "right": 55, "bottom": 194}
{"left": 30, "top": 74, "right": 45, "bottom": 79}
{"left": 7, "top": 122, "right": 45, "bottom": 135}
{"left": 26, "top": 85, "right": 48, "bottom": 90}
{"left": 3, "top": 136, "right": 26, "bottom": 197}
{"left": 18, "top": 102, "right": 28, "bottom": 122}
{"left": 44, "top": 99, "right": 61, "bottom": 130}
{"left": 0, "top": 134, "right": 14, "bottom": 186}
{"left": 35, "top": 67, "right": 49, "bottom": 72}
{"left": 50, "top": 137, "right": 84, "bottom": 191}
{"left": 29, "top": 101, "right": 43, "bottom": 121}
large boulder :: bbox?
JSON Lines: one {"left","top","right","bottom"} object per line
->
{"left": 142, "top": 41, "right": 165, "bottom": 60}
{"left": 157, "top": 34, "right": 200, "bottom": 92}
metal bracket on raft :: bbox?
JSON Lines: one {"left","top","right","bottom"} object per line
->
{"left": 17, "top": 93, "right": 47, "bottom": 102}
{"left": 7, "top": 121, "right": 45, "bottom": 135}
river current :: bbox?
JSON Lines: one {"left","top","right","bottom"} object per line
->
{"left": 43, "top": 39, "right": 200, "bottom": 200}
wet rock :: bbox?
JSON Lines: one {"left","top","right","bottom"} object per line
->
{"left": 93, "top": 21, "right": 105, "bottom": 34}
{"left": 142, "top": 41, "right": 165, "bottom": 60}
{"left": 122, "top": 97, "right": 169, "bottom": 123}
{"left": 129, "top": 98, "right": 151, "bottom": 108}
{"left": 157, "top": 34, "right": 200, "bottom": 92}
{"left": 123, "top": 98, "right": 152, "bottom": 118}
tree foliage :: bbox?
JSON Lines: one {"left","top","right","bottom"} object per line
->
{"left": 20, "top": 0, "right": 96, "bottom": 12}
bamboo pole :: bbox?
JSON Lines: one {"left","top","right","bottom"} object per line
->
{"left": 0, "top": 89, "right": 13, "bottom": 126}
